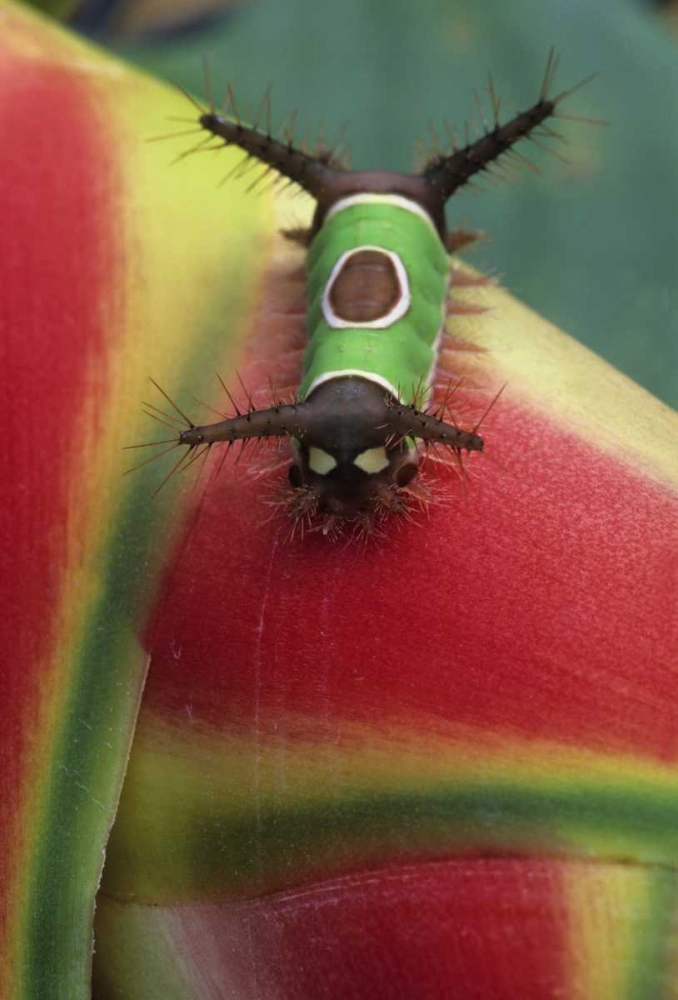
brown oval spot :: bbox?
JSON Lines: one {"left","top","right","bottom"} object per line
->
{"left": 329, "top": 250, "right": 402, "bottom": 323}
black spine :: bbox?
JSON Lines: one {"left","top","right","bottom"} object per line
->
{"left": 180, "top": 402, "right": 311, "bottom": 447}
{"left": 199, "top": 112, "right": 338, "bottom": 198}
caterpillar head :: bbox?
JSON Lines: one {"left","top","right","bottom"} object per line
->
{"left": 275, "top": 376, "right": 483, "bottom": 532}
{"left": 287, "top": 379, "right": 421, "bottom": 524}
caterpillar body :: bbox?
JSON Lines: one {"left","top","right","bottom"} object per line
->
{"left": 139, "top": 52, "right": 591, "bottom": 534}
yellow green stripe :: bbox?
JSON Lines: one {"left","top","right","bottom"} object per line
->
{"left": 102, "top": 714, "right": 678, "bottom": 901}
{"left": 446, "top": 267, "right": 678, "bottom": 488}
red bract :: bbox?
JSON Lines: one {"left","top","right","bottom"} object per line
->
{"left": 0, "top": 4, "right": 271, "bottom": 997}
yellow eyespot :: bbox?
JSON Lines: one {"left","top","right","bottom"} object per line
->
{"left": 308, "top": 447, "right": 337, "bottom": 475}
{"left": 354, "top": 447, "right": 390, "bottom": 474}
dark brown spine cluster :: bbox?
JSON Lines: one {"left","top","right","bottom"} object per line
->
{"left": 385, "top": 401, "right": 484, "bottom": 453}
{"left": 422, "top": 98, "right": 557, "bottom": 201}
{"left": 418, "top": 48, "right": 595, "bottom": 208}
{"left": 179, "top": 401, "right": 310, "bottom": 448}
{"left": 199, "top": 112, "right": 337, "bottom": 198}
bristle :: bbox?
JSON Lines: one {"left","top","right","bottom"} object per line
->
{"left": 540, "top": 46, "right": 559, "bottom": 100}
{"left": 473, "top": 89, "right": 490, "bottom": 133}
{"left": 190, "top": 394, "right": 228, "bottom": 422}
{"left": 173, "top": 82, "right": 205, "bottom": 117}
{"left": 224, "top": 82, "right": 241, "bottom": 124}
{"left": 449, "top": 266, "right": 494, "bottom": 287}
{"left": 252, "top": 82, "right": 272, "bottom": 132}
{"left": 446, "top": 297, "right": 489, "bottom": 317}
{"left": 151, "top": 444, "right": 197, "bottom": 496}
{"left": 148, "top": 378, "right": 194, "bottom": 427}
{"left": 123, "top": 441, "right": 181, "bottom": 475}
{"left": 472, "top": 383, "right": 506, "bottom": 434}
{"left": 202, "top": 56, "right": 215, "bottom": 115}
{"left": 140, "top": 409, "right": 180, "bottom": 432}
{"left": 526, "top": 133, "right": 572, "bottom": 166}
{"left": 141, "top": 400, "right": 186, "bottom": 427}
{"left": 122, "top": 437, "right": 178, "bottom": 451}
{"left": 146, "top": 127, "right": 205, "bottom": 143}
{"left": 281, "top": 226, "right": 313, "bottom": 247}
{"left": 168, "top": 132, "right": 218, "bottom": 166}
{"left": 503, "top": 146, "right": 541, "bottom": 175}
{"left": 487, "top": 75, "right": 502, "bottom": 126}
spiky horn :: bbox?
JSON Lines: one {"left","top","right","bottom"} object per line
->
{"left": 384, "top": 399, "right": 484, "bottom": 452}
{"left": 198, "top": 111, "right": 341, "bottom": 198}
{"left": 421, "top": 49, "right": 593, "bottom": 204}
{"left": 180, "top": 401, "right": 313, "bottom": 448}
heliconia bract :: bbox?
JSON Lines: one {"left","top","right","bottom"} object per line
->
{"left": 1, "top": 4, "right": 677, "bottom": 999}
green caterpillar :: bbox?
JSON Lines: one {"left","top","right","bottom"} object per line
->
{"left": 141, "top": 52, "right": 590, "bottom": 535}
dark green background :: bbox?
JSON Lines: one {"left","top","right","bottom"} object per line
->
{"left": 108, "top": 0, "right": 677, "bottom": 407}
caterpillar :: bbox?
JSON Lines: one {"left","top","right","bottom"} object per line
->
{"left": 134, "top": 51, "right": 593, "bottom": 536}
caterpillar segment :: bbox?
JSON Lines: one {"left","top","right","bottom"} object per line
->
{"left": 137, "top": 51, "right": 589, "bottom": 534}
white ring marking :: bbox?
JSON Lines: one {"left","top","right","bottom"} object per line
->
{"left": 322, "top": 246, "right": 410, "bottom": 331}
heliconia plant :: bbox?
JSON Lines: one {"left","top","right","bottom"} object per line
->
{"left": 1, "top": 3, "right": 677, "bottom": 999}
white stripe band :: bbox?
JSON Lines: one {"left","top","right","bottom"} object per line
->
{"left": 304, "top": 369, "right": 401, "bottom": 402}
{"left": 325, "top": 193, "right": 438, "bottom": 236}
